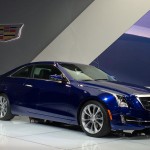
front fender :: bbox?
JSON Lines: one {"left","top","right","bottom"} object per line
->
{"left": 98, "top": 93, "right": 119, "bottom": 113}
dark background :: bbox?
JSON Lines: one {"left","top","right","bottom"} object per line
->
{"left": 91, "top": 34, "right": 150, "bottom": 86}
{"left": 0, "top": 0, "right": 94, "bottom": 74}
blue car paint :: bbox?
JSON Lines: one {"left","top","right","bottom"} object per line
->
{"left": 0, "top": 61, "right": 150, "bottom": 131}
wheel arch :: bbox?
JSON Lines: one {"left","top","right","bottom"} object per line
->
{"left": 0, "top": 91, "right": 6, "bottom": 95}
{"left": 0, "top": 92, "right": 14, "bottom": 120}
{"left": 0, "top": 92, "right": 13, "bottom": 105}
{"left": 76, "top": 97, "right": 108, "bottom": 125}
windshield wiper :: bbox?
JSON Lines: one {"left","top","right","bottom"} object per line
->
{"left": 94, "top": 79, "right": 108, "bottom": 81}
{"left": 81, "top": 79, "right": 93, "bottom": 81}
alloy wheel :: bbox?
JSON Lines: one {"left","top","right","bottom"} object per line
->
{"left": 81, "top": 104, "right": 104, "bottom": 134}
{"left": 0, "top": 96, "right": 7, "bottom": 118}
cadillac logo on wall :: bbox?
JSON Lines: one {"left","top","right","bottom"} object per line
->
{"left": 0, "top": 24, "right": 24, "bottom": 42}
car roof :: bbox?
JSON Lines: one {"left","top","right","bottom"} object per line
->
{"left": 3, "top": 61, "right": 89, "bottom": 76}
{"left": 26, "top": 61, "right": 87, "bottom": 66}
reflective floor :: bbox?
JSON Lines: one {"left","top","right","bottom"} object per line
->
{"left": 0, "top": 116, "right": 150, "bottom": 150}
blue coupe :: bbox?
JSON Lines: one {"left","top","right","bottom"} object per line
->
{"left": 0, "top": 61, "right": 150, "bottom": 137}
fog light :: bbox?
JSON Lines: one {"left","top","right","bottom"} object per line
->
{"left": 120, "top": 115, "right": 126, "bottom": 124}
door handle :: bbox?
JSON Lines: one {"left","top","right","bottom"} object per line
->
{"left": 24, "top": 84, "right": 33, "bottom": 88}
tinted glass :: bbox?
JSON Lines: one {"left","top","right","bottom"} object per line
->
{"left": 12, "top": 66, "right": 32, "bottom": 78}
{"left": 33, "top": 65, "right": 61, "bottom": 80}
{"left": 60, "top": 63, "right": 112, "bottom": 81}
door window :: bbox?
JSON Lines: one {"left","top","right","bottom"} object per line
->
{"left": 32, "top": 65, "right": 62, "bottom": 80}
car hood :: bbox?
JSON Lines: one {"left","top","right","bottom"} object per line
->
{"left": 80, "top": 80, "right": 150, "bottom": 96}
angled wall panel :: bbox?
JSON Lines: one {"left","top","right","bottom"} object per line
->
{"left": 91, "top": 11, "right": 150, "bottom": 86}
{"left": 33, "top": 0, "right": 150, "bottom": 64}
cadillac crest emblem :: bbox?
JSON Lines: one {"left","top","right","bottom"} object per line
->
{"left": 0, "top": 24, "right": 24, "bottom": 42}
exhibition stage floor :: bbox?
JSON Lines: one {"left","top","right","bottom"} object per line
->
{"left": 0, "top": 116, "right": 150, "bottom": 150}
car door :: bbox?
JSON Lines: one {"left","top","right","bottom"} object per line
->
{"left": 4, "top": 65, "right": 39, "bottom": 111}
{"left": 31, "top": 64, "right": 72, "bottom": 120}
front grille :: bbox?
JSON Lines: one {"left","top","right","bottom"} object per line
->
{"left": 139, "top": 97, "right": 150, "bottom": 111}
{"left": 124, "top": 116, "right": 150, "bottom": 126}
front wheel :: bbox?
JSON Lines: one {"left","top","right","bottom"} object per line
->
{"left": 80, "top": 101, "right": 111, "bottom": 137}
{"left": 0, "top": 94, "right": 14, "bottom": 121}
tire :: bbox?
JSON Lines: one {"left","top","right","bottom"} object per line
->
{"left": 143, "top": 128, "right": 150, "bottom": 135}
{"left": 80, "top": 100, "right": 111, "bottom": 137}
{"left": 0, "top": 94, "right": 14, "bottom": 121}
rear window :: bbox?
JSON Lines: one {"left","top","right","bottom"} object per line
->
{"left": 11, "top": 66, "right": 32, "bottom": 78}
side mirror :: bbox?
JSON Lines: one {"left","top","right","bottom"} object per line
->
{"left": 50, "top": 74, "right": 62, "bottom": 81}
{"left": 50, "top": 74, "right": 68, "bottom": 83}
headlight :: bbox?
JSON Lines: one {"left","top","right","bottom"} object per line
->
{"left": 116, "top": 95, "right": 128, "bottom": 107}
{"left": 101, "top": 89, "right": 128, "bottom": 107}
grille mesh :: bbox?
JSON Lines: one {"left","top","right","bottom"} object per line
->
{"left": 139, "top": 97, "right": 150, "bottom": 110}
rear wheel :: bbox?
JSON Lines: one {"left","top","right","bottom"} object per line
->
{"left": 143, "top": 128, "right": 150, "bottom": 135}
{"left": 80, "top": 101, "right": 111, "bottom": 137}
{"left": 0, "top": 94, "right": 14, "bottom": 121}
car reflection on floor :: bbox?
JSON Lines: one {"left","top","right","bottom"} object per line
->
{"left": 0, "top": 116, "right": 150, "bottom": 150}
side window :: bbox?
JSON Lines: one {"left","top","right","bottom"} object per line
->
{"left": 11, "top": 66, "right": 32, "bottom": 78}
{"left": 33, "top": 65, "right": 62, "bottom": 80}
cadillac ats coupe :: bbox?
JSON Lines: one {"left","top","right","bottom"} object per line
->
{"left": 0, "top": 61, "right": 150, "bottom": 137}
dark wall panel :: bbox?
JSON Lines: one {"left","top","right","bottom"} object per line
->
{"left": 91, "top": 34, "right": 150, "bottom": 86}
{"left": 0, "top": 0, "right": 94, "bottom": 74}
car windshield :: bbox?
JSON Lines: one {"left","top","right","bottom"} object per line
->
{"left": 60, "top": 63, "right": 114, "bottom": 81}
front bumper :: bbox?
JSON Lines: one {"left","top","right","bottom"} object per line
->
{"left": 100, "top": 92, "right": 150, "bottom": 130}
{"left": 110, "top": 109, "right": 150, "bottom": 130}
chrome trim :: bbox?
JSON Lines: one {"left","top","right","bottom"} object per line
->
{"left": 9, "top": 75, "right": 69, "bottom": 83}
{"left": 9, "top": 65, "right": 30, "bottom": 77}
{"left": 135, "top": 95, "right": 150, "bottom": 111}
{"left": 145, "top": 87, "right": 150, "bottom": 89}
{"left": 8, "top": 64, "right": 70, "bottom": 84}
{"left": 135, "top": 94, "right": 150, "bottom": 97}
{"left": 126, "top": 119, "right": 150, "bottom": 123}
{"left": 24, "top": 84, "right": 33, "bottom": 88}
{"left": 120, "top": 115, "right": 126, "bottom": 124}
